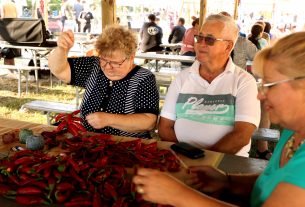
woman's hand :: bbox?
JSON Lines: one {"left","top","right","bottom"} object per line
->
{"left": 57, "top": 30, "right": 75, "bottom": 51}
{"left": 133, "top": 168, "right": 186, "bottom": 205}
{"left": 86, "top": 112, "right": 111, "bottom": 129}
{"left": 186, "top": 166, "right": 228, "bottom": 194}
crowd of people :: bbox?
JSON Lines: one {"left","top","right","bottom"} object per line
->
{"left": 60, "top": 0, "right": 94, "bottom": 33}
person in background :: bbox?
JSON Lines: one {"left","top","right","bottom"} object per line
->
{"left": 248, "top": 24, "right": 268, "bottom": 50}
{"left": 168, "top": 17, "right": 186, "bottom": 44}
{"left": 180, "top": 17, "right": 199, "bottom": 66}
{"left": 233, "top": 34, "right": 258, "bottom": 71}
{"left": 0, "top": 0, "right": 17, "bottom": 73}
{"left": 140, "top": 14, "right": 163, "bottom": 53}
{"left": 255, "top": 21, "right": 271, "bottom": 45}
{"left": 116, "top": 17, "right": 120, "bottom": 25}
{"left": 133, "top": 31, "right": 305, "bottom": 207}
{"left": 264, "top": 21, "right": 277, "bottom": 45}
{"left": 48, "top": 25, "right": 159, "bottom": 138}
{"left": 248, "top": 23, "right": 271, "bottom": 160}
{"left": 79, "top": 4, "right": 94, "bottom": 33}
{"left": 0, "top": 0, "right": 17, "bottom": 18}
{"left": 60, "top": 0, "right": 68, "bottom": 31}
{"left": 158, "top": 14, "right": 260, "bottom": 157}
{"left": 73, "top": 0, "right": 84, "bottom": 33}
{"left": 180, "top": 17, "right": 199, "bottom": 56}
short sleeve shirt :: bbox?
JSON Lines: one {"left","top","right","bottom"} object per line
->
{"left": 160, "top": 59, "right": 260, "bottom": 156}
{"left": 251, "top": 129, "right": 305, "bottom": 207}
{"left": 68, "top": 56, "right": 159, "bottom": 138}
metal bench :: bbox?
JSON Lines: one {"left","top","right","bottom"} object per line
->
{"left": 20, "top": 100, "right": 78, "bottom": 125}
{"left": 252, "top": 128, "right": 280, "bottom": 142}
{"left": 0, "top": 65, "right": 40, "bottom": 96}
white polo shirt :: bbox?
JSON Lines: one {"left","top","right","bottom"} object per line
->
{"left": 161, "top": 59, "right": 261, "bottom": 157}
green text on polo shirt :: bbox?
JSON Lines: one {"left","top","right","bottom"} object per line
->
{"left": 176, "top": 94, "right": 236, "bottom": 126}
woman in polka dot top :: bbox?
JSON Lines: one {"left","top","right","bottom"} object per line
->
{"left": 48, "top": 25, "right": 159, "bottom": 138}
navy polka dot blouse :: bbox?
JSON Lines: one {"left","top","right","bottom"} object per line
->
{"left": 68, "top": 56, "right": 159, "bottom": 138}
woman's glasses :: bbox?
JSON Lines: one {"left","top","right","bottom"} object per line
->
{"left": 99, "top": 57, "right": 127, "bottom": 68}
{"left": 194, "top": 35, "right": 230, "bottom": 46}
{"left": 258, "top": 76, "right": 305, "bottom": 95}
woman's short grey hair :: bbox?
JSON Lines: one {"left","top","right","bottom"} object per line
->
{"left": 95, "top": 25, "right": 137, "bottom": 58}
{"left": 204, "top": 14, "right": 239, "bottom": 45}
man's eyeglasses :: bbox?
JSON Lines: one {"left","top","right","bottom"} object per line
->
{"left": 258, "top": 76, "right": 305, "bottom": 95}
{"left": 194, "top": 35, "right": 230, "bottom": 46}
{"left": 99, "top": 57, "right": 127, "bottom": 68}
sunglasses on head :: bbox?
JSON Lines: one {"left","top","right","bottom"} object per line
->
{"left": 194, "top": 35, "right": 230, "bottom": 46}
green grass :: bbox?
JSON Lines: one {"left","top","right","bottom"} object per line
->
{"left": 0, "top": 76, "right": 78, "bottom": 124}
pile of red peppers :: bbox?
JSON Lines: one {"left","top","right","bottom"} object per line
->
{"left": 0, "top": 111, "right": 181, "bottom": 207}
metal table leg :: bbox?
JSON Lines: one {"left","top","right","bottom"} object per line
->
{"left": 17, "top": 70, "right": 21, "bottom": 97}
{"left": 25, "top": 71, "right": 29, "bottom": 94}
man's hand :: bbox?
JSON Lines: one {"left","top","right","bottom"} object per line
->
{"left": 186, "top": 166, "right": 228, "bottom": 194}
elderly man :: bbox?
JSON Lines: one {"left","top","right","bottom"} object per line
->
{"left": 158, "top": 14, "right": 260, "bottom": 157}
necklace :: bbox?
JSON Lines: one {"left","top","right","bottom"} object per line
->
{"left": 284, "top": 135, "right": 305, "bottom": 159}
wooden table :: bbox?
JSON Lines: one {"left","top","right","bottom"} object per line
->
{"left": 0, "top": 118, "right": 268, "bottom": 173}
{"left": 0, "top": 118, "right": 268, "bottom": 206}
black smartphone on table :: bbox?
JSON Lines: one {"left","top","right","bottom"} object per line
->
{"left": 170, "top": 142, "right": 205, "bottom": 159}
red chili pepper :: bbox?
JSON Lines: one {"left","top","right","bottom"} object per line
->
{"left": 16, "top": 195, "right": 49, "bottom": 205}
{"left": 71, "top": 122, "right": 87, "bottom": 132}
{"left": 68, "top": 125, "right": 79, "bottom": 137}
{"left": 56, "top": 182, "right": 74, "bottom": 191}
{"left": 55, "top": 190, "right": 70, "bottom": 203}
{"left": 43, "top": 168, "right": 51, "bottom": 178}
{"left": 92, "top": 190, "right": 101, "bottom": 207}
{"left": 55, "top": 113, "right": 67, "bottom": 122}
{"left": 69, "top": 168, "right": 86, "bottom": 190}
{"left": 90, "top": 145, "right": 105, "bottom": 152}
{"left": 18, "top": 166, "right": 35, "bottom": 175}
{"left": 0, "top": 184, "right": 16, "bottom": 196}
{"left": 104, "top": 181, "right": 117, "bottom": 199}
{"left": 53, "top": 168, "right": 62, "bottom": 180}
{"left": 31, "top": 181, "right": 48, "bottom": 190}
{"left": 54, "top": 120, "right": 67, "bottom": 132}
{"left": 65, "top": 201, "right": 92, "bottom": 207}
{"left": 71, "top": 110, "right": 81, "bottom": 116}
{"left": 47, "top": 177, "right": 56, "bottom": 193}
{"left": 112, "top": 165, "right": 126, "bottom": 178}
{"left": 79, "top": 163, "right": 90, "bottom": 171}
{"left": 70, "top": 116, "right": 82, "bottom": 122}
{"left": 14, "top": 157, "right": 36, "bottom": 166}
{"left": 94, "top": 156, "right": 108, "bottom": 168}
{"left": 11, "top": 150, "right": 38, "bottom": 160}
{"left": 36, "top": 161, "right": 57, "bottom": 173}
{"left": 135, "top": 153, "right": 152, "bottom": 162}
{"left": 17, "top": 186, "right": 42, "bottom": 195}
{"left": 143, "top": 142, "right": 158, "bottom": 152}
{"left": 112, "top": 197, "right": 125, "bottom": 207}
{"left": 8, "top": 175, "right": 20, "bottom": 185}
{"left": 67, "top": 157, "right": 80, "bottom": 172}
{"left": 69, "top": 193, "right": 91, "bottom": 202}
